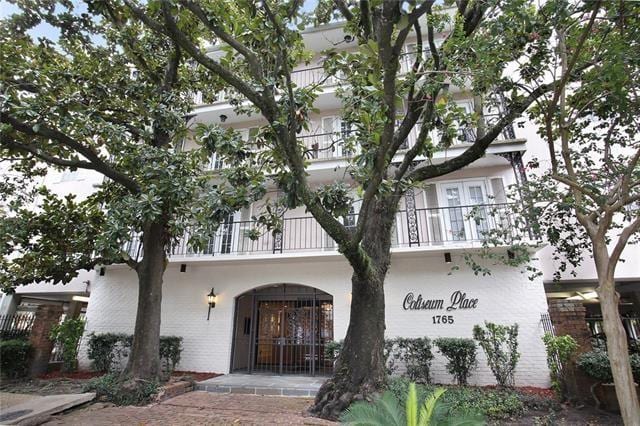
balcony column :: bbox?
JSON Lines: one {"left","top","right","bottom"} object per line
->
{"left": 405, "top": 188, "right": 420, "bottom": 247}
{"left": 497, "top": 152, "right": 527, "bottom": 186}
{"left": 272, "top": 202, "right": 285, "bottom": 254}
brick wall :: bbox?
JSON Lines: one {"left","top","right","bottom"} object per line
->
{"left": 548, "top": 299, "right": 593, "bottom": 403}
{"left": 29, "top": 304, "right": 63, "bottom": 376}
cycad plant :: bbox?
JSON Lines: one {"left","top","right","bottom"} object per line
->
{"left": 340, "top": 382, "right": 484, "bottom": 425}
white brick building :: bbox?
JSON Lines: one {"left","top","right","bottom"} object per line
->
{"left": 72, "top": 19, "right": 553, "bottom": 387}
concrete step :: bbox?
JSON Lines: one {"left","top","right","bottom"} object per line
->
{"left": 196, "top": 374, "right": 326, "bottom": 398}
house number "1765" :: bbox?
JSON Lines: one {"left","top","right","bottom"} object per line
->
{"left": 432, "top": 315, "right": 454, "bottom": 324}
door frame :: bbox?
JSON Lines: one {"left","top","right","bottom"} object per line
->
{"left": 230, "top": 285, "right": 334, "bottom": 376}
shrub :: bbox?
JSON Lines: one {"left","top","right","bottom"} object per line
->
{"left": 387, "top": 337, "right": 434, "bottom": 383}
{"left": 159, "top": 336, "right": 183, "bottom": 372}
{"left": 324, "top": 339, "right": 343, "bottom": 361}
{"left": 576, "top": 349, "right": 640, "bottom": 383}
{"left": 541, "top": 334, "right": 578, "bottom": 397}
{"left": 50, "top": 317, "right": 86, "bottom": 372}
{"left": 434, "top": 337, "right": 478, "bottom": 385}
{"left": 83, "top": 373, "right": 158, "bottom": 406}
{"left": 473, "top": 322, "right": 520, "bottom": 387}
{"left": 87, "top": 333, "right": 131, "bottom": 372}
{"left": 0, "top": 339, "right": 32, "bottom": 378}
{"left": 342, "top": 381, "right": 484, "bottom": 425}
{"left": 87, "top": 333, "right": 183, "bottom": 375}
{"left": 387, "top": 377, "right": 553, "bottom": 420}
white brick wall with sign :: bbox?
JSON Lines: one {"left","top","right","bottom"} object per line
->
{"left": 80, "top": 250, "right": 550, "bottom": 387}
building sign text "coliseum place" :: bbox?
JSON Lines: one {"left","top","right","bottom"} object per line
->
{"left": 402, "top": 290, "right": 479, "bottom": 311}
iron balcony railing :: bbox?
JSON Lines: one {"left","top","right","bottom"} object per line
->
{"left": 126, "top": 203, "right": 522, "bottom": 260}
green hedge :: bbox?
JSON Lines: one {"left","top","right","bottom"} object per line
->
{"left": 0, "top": 339, "right": 32, "bottom": 378}
{"left": 577, "top": 349, "right": 640, "bottom": 382}
{"left": 434, "top": 337, "right": 478, "bottom": 385}
{"left": 87, "top": 333, "right": 183, "bottom": 375}
{"left": 325, "top": 337, "right": 434, "bottom": 383}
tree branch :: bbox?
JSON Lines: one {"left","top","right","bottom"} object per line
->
{"left": 407, "top": 82, "right": 555, "bottom": 182}
{"left": 178, "top": 0, "right": 265, "bottom": 81}
{"left": 1, "top": 114, "right": 140, "bottom": 193}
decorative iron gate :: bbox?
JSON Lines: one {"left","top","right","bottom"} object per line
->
{"left": 231, "top": 285, "right": 333, "bottom": 376}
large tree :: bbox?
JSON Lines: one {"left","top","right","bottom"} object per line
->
{"left": 0, "top": 2, "right": 264, "bottom": 380}
{"left": 520, "top": 0, "right": 640, "bottom": 421}
{"left": 118, "top": 0, "right": 595, "bottom": 417}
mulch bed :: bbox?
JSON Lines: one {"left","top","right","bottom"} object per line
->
{"left": 38, "top": 371, "right": 103, "bottom": 380}
{"left": 480, "top": 384, "right": 557, "bottom": 399}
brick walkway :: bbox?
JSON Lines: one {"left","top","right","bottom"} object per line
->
{"left": 44, "top": 391, "right": 336, "bottom": 425}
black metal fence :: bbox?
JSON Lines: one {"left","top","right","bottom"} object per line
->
{"left": 0, "top": 313, "right": 35, "bottom": 340}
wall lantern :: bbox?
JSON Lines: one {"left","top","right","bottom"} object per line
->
{"left": 444, "top": 252, "right": 452, "bottom": 263}
{"left": 219, "top": 114, "right": 228, "bottom": 123}
{"left": 207, "top": 288, "right": 217, "bottom": 320}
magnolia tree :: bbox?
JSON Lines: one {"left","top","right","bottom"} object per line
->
{"left": 0, "top": 2, "right": 264, "bottom": 380}
{"left": 117, "top": 0, "right": 586, "bottom": 417}
{"left": 522, "top": 1, "right": 639, "bottom": 421}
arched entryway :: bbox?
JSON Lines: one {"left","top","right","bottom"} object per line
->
{"left": 231, "top": 284, "right": 334, "bottom": 376}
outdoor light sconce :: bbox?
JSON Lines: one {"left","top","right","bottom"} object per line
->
{"left": 207, "top": 288, "right": 217, "bottom": 320}
{"left": 444, "top": 252, "right": 452, "bottom": 263}
{"left": 219, "top": 114, "right": 228, "bottom": 123}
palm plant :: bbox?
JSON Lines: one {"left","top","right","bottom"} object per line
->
{"left": 340, "top": 382, "right": 484, "bottom": 425}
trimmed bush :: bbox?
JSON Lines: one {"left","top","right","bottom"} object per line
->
{"left": 0, "top": 339, "right": 32, "bottom": 378}
{"left": 387, "top": 337, "right": 434, "bottom": 383}
{"left": 434, "top": 337, "right": 478, "bottom": 385}
{"left": 542, "top": 334, "right": 578, "bottom": 397}
{"left": 159, "top": 336, "right": 183, "bottom": 372}
{"left": 83, "top": 373, "right": 158, "bottom": 406}
{"left": 87, "top": 333, "right": 183, "bottom": 375}
{"left": 576, "top": 349, "right": 640, "bottom": 383}
{"left": 473, "top": 322, "right": 520, "bottom": 387}
{"left": 50, "top": 318, "right": 85, "bottom": 372}
{"left": 87, "top": 332, "right": 131, "bottom": 372}
{"left": 324, "top": 338, "right": 433, "bottom": 383}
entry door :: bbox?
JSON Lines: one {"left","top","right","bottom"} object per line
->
{"left": 253, "top": 299, "right": 333, "bottom": 375}
{"left": 440, "top": 181, "right": 489, "bottom": 241}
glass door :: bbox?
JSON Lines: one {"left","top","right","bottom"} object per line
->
{"left": 440, "top": 181, "right": 489, "bottom": 241}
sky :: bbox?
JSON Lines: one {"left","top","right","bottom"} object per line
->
{"left": 0, "top": 0, "right": 320, "bottom": 41}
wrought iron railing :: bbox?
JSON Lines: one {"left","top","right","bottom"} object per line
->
{"left": 0, "top": 313, "right": 35, "bottom": 340}
{"left": 162, "top": 203, "right": 520, "bottom": 258}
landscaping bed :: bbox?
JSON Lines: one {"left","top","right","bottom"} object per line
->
{"left": 0, "top": 370, "right": 220, "bottom": 399}
{"left": 0, "top": 377, "right": 91, "bottom": 396}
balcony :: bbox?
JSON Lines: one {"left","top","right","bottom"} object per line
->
{"left": 298, "top": 117, "right": 516, "bottom": 162}
{"left": 192, "top": 50, "right": 434, "bottom": 106}
{"left": 123, "top": 204, "right": 524, "bottom": 261}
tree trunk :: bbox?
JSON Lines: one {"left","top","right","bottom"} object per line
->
{"left": 311, "top": 202, "right": 395, "bottom": 420}
{"left": 125, "top": 221, "right": 167, "bottom": 380}
{"left": 593, "top": 243, "right": 640, "bottom": 424}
